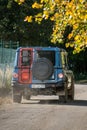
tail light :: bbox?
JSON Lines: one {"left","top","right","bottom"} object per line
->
{"left": 13, "top": 73, "right": 18, "bottom": 78}
{"left": 58, "top": 73, "right": 64, "bottom": 79}
{"left": 21, "top": 73, "right": 29, "bottom": 81}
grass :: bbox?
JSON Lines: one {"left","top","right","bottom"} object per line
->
{"left": 0, "top": 65, "right": 13, "bottom": 89}
{"left": 0, "top": 47, "right": 16, "bottom": 88}
{"left": 0, "top": 66, "right": 13, "bottom": 105}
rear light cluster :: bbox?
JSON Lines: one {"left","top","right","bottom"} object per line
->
{"left": 13, "top": 72, "right": 29, "bottom": 81}
{"left": 58, "top": 73, "right": 64, "bottom": 79}
{"left": 13, "top": 73, "right": 18, "bottom": 78}
{"left": 21, "top": 73, "right": 29, "bottom": 81}
{"left": 13, "top": 72, "right": 64, "bottom": 81}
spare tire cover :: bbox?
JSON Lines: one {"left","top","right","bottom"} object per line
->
{"left": 32, "top": 58, "right": 53, "bottom": 80}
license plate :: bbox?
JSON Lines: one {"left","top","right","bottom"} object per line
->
{"left": 32, "top": 84, "right": 45, "bottom": 88}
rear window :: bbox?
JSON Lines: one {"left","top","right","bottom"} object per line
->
{"left": 21, "top": 50, "right": 32, "bottom": 66}
{"left": 37, "top": 51, "right": 55, "bottom": 66}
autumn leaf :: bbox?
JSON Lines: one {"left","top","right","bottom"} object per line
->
{"left": 14, "top": 0, "right": 25, "bottom": 5}
{"left": 32, "top": 2, "right": 43, "bottom": 9}
{"left": 68, "top": 33, "right": 73, "bottom": 39}
{"left": 35, "top": 13, "right": 43, "bottom": 24}
{"left": 24, "top": 16, "right": 33, "bottom": 23}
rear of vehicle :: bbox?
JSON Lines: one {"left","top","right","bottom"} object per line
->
{"left": 12, "top": 47, "right": 74, "bottom": 103}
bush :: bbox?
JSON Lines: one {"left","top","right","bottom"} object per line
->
{"left": 75, "top": 73, "right": 87, "bottom": 81}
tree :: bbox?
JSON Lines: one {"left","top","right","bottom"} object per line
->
{"left": 0, "top": 0, "right": 53, "bottom": 46}
{"left": 0, "top": 0, "right": 22, "bottom": 41}
{"left": 15, "top": 0, "right": 87, "bottom": 53}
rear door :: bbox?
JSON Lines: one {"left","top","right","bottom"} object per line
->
{"left": 18, "top": 48, "right": 33, "bottom": 84}
{"left": 32, "top": 48, "right": 58, "bottom": 83}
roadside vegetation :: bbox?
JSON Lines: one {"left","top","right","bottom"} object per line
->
{"left": 75, "top": 73, "right": 87, "bottom": 84}
{"left": 0, "top": 65, "right": 12, "bottom": 89}
{"left": 15, "top": 0, "right": 87, "bottom": 54}
{"left": 0, "top": 66, "right": 12, "bottom": 105}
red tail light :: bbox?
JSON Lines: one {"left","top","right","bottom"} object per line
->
{"left": 58, "top": 73, "right": 64, "bottom": 79}
{"left": 21, "top": 73, "right": 29, "bottom": 81}
{"left": 13, "top": 73, "right": 18, "bottom": 78}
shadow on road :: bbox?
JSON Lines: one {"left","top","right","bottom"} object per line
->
{"left": 22, "top": 99, "right": 87, "bottom": 106}
{"left": 39, "top": 99, "right": 87, "bottom": 106}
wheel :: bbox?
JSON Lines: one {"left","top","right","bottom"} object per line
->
{"left": 24, "top": 95, "right": 31, "bottom": 100}
{"left": 59, "top": 83, "right": 68, "bottom": 103}
{"left": 59, "top": 80, "right": 74, "bottom": 103}
{"left": 12, "top": 87, "right": 22, "bottom": 103}
{"left": 13, "top": 94, "right": 22, "bottom": 103}
{"left": 68, "top": 80, "right": 74, "bottom": 101}
{"left": 59, "top": 94, "right": 68, "bottom": 103}
{"left": 32, "top": 58, "right": 53, "bottom": 80}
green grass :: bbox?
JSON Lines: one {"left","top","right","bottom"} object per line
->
{"left": 0, "top": 66, "right": 13, "bottom": 89}
{"left": 0, "top": 48, "right": 16, "bottom": 88}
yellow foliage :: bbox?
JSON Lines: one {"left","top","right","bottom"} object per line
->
{"left": 74, "top": 35, "right": 80, "bottom": 41}
{"left": 43, "top": 10, "right": 49, "bottom": 19}
{"left": 54, "top": 13, "right": 59, "bottom": 18}
{"left": 16, "top": 0, "right": 87, "bottom": 53}
{"left": 79, "top": 0, "right": 83, "bottom": 3}
{"left": 66, "top": 11, "right": 73, "bottom": 16}
{"left": 50, "top": 16, "right": 55, "bottom": 21}
{"left": 68, "top": 33, "right": 73, "bottom": 39}
{"left": 24, "top": 16, "right": 33, "bottom": 23}
{"left": 35, "top": 13, "right": 43, "bottom": 23}
{"left": 65, "top": 43, "right": 70, "bottom": 48}
{"left": 32, "top": 2, "right": 43, "bottom": 9}
{"left": 19, "top": 0, "right": 24, "bottom": 3}
{"left": 41, "top": 0, "right": 44, "bottom": 3}
{"left": 54, "top": 0, "right": 60, "bottom": 4}
{"left": 70, "top": 43, "right": 74, "bottom": 48}
{"left": 15, "top": 0, "right": 25, "bottom": 4}
{"left": 84, "top": 14, "right": 87, "bottom": 19}
{"left": 73, "top": 24, "right": 79, "bottom": 30}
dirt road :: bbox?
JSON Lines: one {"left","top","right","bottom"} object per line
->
{"left": 0, "top": 84, "right": 87, "bottom": 130}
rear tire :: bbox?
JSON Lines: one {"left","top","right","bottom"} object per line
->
{"left": 59, "top": 80, "right": 74, "bottom": 103}
{"left": 13, "top": 94, "right": 22, "bottom": 103}
{"left": 68, "top": 80, "right": 74, "bottom": 101}
{"left": 24, "top": 95, "right": 31, "bottom": 100}
{"left": 12, "top": 87, "right": 22, "bottom": 103}
{"left": 59, "top": 83, "right": 68, "bottom": 103}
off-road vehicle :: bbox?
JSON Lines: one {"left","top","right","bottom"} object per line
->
{"left": 11, "top": 47, "right": 74, "bottom": 103}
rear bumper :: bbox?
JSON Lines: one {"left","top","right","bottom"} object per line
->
{"left": 11, "top": 80, "right": 65, "bottom": 88}
{"left": 11, "top": 81, "right": 65, "bottom": 95}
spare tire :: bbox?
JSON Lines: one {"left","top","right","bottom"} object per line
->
{"left": 32, "top": 58, "right": 53, "bottom": 80}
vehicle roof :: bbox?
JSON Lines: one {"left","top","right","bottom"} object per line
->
{"left": 16, "top": 47, "right": 66, "bottom": 52}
